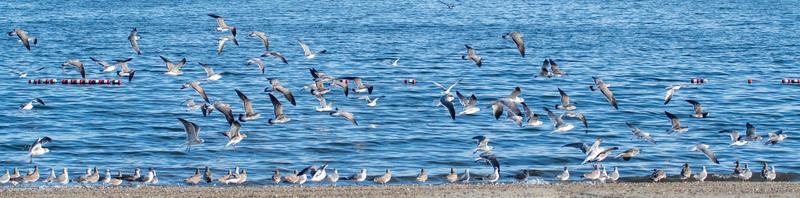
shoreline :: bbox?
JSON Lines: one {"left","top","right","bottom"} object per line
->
{"left": 2, "top": 182, "right": 798, "bottom": 197}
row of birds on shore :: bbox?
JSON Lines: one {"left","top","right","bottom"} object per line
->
{"left": 7, "top": 11, "right": 793, "bottom": 186}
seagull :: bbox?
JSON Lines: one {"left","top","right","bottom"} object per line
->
{"left": 310, "top": 164, "right": 328, "bottom": 182}
{"left": 691, "top": 144, "right": 720, "bottom": 164}
{"left": 8, "top": 28, "right": 38, "bottom": 51}
{"left": 599, "top": 165, "right": 609, "bottom": 183}
{"left": 261, "top": 51, "right": 289, "bottom": 64}
{"left": 362, "top": 95, "right": 384, "bottom": 107}
{"left": 178, "top": 118, "right": 203, "bottom": 152}
{"left": 665, "top": 111, "right": 688, "bottom": 133}
{"left": 626, "top": 122, "right": 656, "bottom": 144}
{"left": 650, "top": 169, "right": 666, "bottom": 182}
{"left": 181, "top": 81, "right": 210, "bottom": 103}
{"left": 520, "top": 102, "right": 543, "bottom": 126}
{"left": 352, "top": 169, "right": 367, "bottom": 184}
{"left": 739, "top": 163, "right": 752, "bottom": 180}
{"left": 0, "top": 169, "right": 10, "bottom": 184}
{"left": 583, "top": 164, "right": 601, "bottom": 181}
{"left": 563, "top": 137, "right": 618, "bottom": 164}
{"left": 128, "top": 28, "right": 141, "bottom": 55}
{"left": 298, "top": 38, "right": 326, "bottom": 59}
{"left": 75, "top": 168, "right": 91, "bottom": 183}
{"left": 544, "top": 107, "right": 574, "bottom": 132}
{"left": 507, "top": 107, "right": 524, "bottom": 127}
{"left": 686, "top": 100, "right": 709, "bottom": 118}
{"left": 549, "top": 59, "right": 565, "bottom": 76}
{"left": 208, "top": 14, "right": 236, "bottom": 36}
{"left": 119, "top": 168, "right": 141, "bottom": 182}
{"left": 615, "top": 148, "right": 641, "bottom": 161}
{"left": 608, "top": 167, "right": 619, "bottom": 182}
{"left": 235, "top": 89, "right": 261, "bottom": 122}
{"left": 61, "top": 59, "right": 86, "bottom": 79}
{"left": 502, "top": 32, "right": 525, "bottom": 57}
{"left": 11, "top": 67, "right": 44, "bottom": 78}
{"left": 664, "top": 85, "right": 694, "bottom": 105}
{"left": 266, "top": 78, "right": 296, "bottom": 106}
{"left": 330, "top": 108, "right": 358, "bottom": 126}
{"left": 160, "top": 55, "right": 187, "bottom": 76}
{"left": 415, "top": 168, "right": 428, "bottom": 183}
{"left": 745, "top": 122, "right": 763, "bottom": 141}
{"left": 183, "top": 99, "right": 200, "bottom": 111}
{"left": 514, "top": 170, "right": 529, "bottom": 183}
{"left": 19, "top": 98, "right": 45, "bottom": 111}
{"left": 506, "top": 86, "right": 524, "bottom": 103}
{"left": 590, "top": 77, "right": 618, "bottom": 110}
{"left": 140, "top": 168, "right": 157, "bottom": 184}
{"left": 184, "top": 168, "right": 201, "bottom": 185}
{"left": 28, "top": 136, "right": 52, "bottom": 163}
{"left": 221, "top": 121, "right": 246, "bottom": 150}
{"left": 204, "top": 166, "right": 213, "bottom": 183}
{"left": 432, "top": 79, "right": 461, "bottom": 96}
{"left": 762, "top": 162, "right": 776, "bottom": 181}
{"left": 472, "top": 135, "right": 493, "bottom": 154}
{"left": 695, "top": 166, "right": 707, "bottom": 182}
{"left": 439, "top": 94, "right": 456, "bottom": 120}
{"left": 82, "top": 167, "right": 100, "bottom": 183}
{"left": 234, "top": 169, "right": 247, "bottom": 184}
{"left": 114, "top": 58, "right": 136, "bottom": 82}
{"left": 556, "top": 167, "right": 569, "bottom": 181}
{"left": 457, "top": 169, "right": 470, "bottom": 183}
{"left": 328, "top": 169, "right": 340, "bottom": 184}
{"left": 90, "top": 57, "right": 116, "bottom": 73}
{"left": 248, "top": 31, "right": 269, "bottom": 51}
{"left": 680, "top": 163, "right": 692, "bottom": 181}
{"left": 373, "top": 169, "right": 392, "bottom": 184}
{"left": 340, "top": 77, "right": 374, "bottom": 95}
{"left": 54, "top": 167, "right": 69, "bottom": 184}
{"left": 474, "top": 152, "right": 500, "bottom": 183}
{"left": 456, "top": 91, "right": 480, "bottom": 115}
{"left": 719, "top": 130, "right": 748, "bottom": 146}
{"left": 462, "top": 45, "right": 482, "bottom": 67}
{"left": 43, "top": 168, "right": 55, "bottom": 183}
{"left": 212, "top": 101, "right": 237, "bottom": 125}
{"left": 245, "top": 58, "right": 266, "bottom": 74}
{"left": 564, "top": 112, "right": 588, "bottom": 131}
{"left": 538, "top": 59, "right": 551, "bottom": 78}
{"left": 446, "top": 168, "right": 458, "bottom": 183}
{"left": 107, "top": 171, "right": 123, "bottom": 186}
{"left": 437, "top": 0, "right": 455, "bottom": 9}
{"left": 555, "top": 88, "right": 576, "bottom": 110}
{"left": 391, "top": 58, "right": 399, "bottom": 66}
{"left": 315, "top": 95, "right": 334, "bottom": 112}
{"left": 218, "top": 169, "right": 235, "bottom": 184}
{"left": 267, "top": 93, "right": 291, "bottom": 125}
{"left": 271, "top": 169, "right": 281, "bottom": 183}
{"left": 216, "top": 35, "right": 238, "bottom": 55}
{"left": 199, "top": 63, "right": 224, "bottom": 81}
{"left": 765, "top": 130, "right": 787, "bottom": 145}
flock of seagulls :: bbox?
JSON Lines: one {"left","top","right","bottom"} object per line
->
{"left": 4, "top": 7, "right": 793, "bottom": 187}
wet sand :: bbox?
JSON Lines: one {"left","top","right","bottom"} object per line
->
{"left": 2, "top": 182, "right": 798, "bottom": 198}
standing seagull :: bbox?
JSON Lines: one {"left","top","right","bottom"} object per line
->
{"left": 184, "top": 168, "right": 201, "bottom": 185}
{"left": 665, "top": 111, "right": 688, "bottom": 133}
{"left": 216, "top": 35, "right": 238, "bottom": 55}
{"left": 556, "top": 166, "right": 570, "bottom": 181}
{"left": 178, "top": 118, "right": 203, "bottom": 152}
{"left": 328, "top": 169, "right": 340, "bottom": 184}
{"left": 55, "top": 167, "right": 69, "bottom": 184}
{"left": 160, "top": 56, "right": 187, "bottom": 76}
{"left": 474, "top": 152, "right": 500, "bottom": 183}
{"left": 691, "top": 144, "right": 720, "bottom": 164}
{"left": 181, "top": 81, "right": 210, "bottom": 103}
{"left": 62, "top": 59, "right": 86, "bottom": 79}
{"left": 330, "top": 108, "right": 358, "bottom": 126}
{"left": 248, "top": 31, "right": 270, "bottom": 51}
{"left": 208, "top": 14, "right": 236, "bottom": 36}
{"left": 352, "top": 169, "right": 367, "bottom": 184}
{"left": 462, "top": 45, "right": 482, "bottom": 67}
{"left": 555, "top": 88, "right": 576, "bottom": 110}
{"left": 8, "top": 28, "right": 37, "bottom": 50}
{"left": 28, "top": 136, "right": 52, "bottom": 163}
{"left": 128, "top": 28, "right": 141, "bottom": 55}
{"left": 373, "top": 169, "right": 392, "bottom": 184}
{"left": 502, "top": 32, "right": 525, "bottom": 57}
{"left": 590, "top": 77, "right": 618, "bottom": 110}
{"left": 246, "top": 58, "right": 266, "bottom": 74}
{"left": 694, "top": 166, "right": 707, "bottom": 182}
{"left": 680, "top": 163, "right": 692, "bottom": 181}
{"left": 686, "top": 100, "right": 709, "bottom": 118}
{"left": 19, "top": 98, "right": 45, "bottom": 111}
{"left": 650, "top": 169, "right": 666, "bottom": 182}
{"left": 221, "top": 121, "right": 246, "bottom": 150}
{"left": 266, "top": 78, "right": 297, "bottom": 106}
{"left": 415, "top": 168, "right": 428, "bottom": 183}
{"left": 267, "top": 93, "right": 291, "bottom": 125}
{"left": 298, "top": 38, "right": 326, "bottom": 59}
{"left": 235, "top": 89, "right": 261, "bottom": 122}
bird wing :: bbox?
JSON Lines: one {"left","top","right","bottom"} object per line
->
{"left": 213, "top": 102, "right": 236, "bottom": 125}
{"left": 558, "top": 88, "right": 570, "bottom": 105}
{"left": 665, "top": 111, "right": 681, "bottom": 129}
{"left": 440, "top": 95, "right": 456, "bottom": 120}
{"left": 235, "top": 89, "right": 255, "bottom": 115}
{"left": 298, "top": 39, "right": 312, "bottom": 56}
{"left": 268, "top": 93, "right": 284, "bottom": 116}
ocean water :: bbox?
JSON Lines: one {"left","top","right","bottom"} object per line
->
{"left": 1, "top": 0, "right": 799, "bottom": 186}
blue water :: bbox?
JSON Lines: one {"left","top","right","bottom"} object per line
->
{"left": 1, "top": 0, "right": 799, "bottom": 186}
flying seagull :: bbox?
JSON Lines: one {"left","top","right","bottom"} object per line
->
{"left": 590, "top": 77, "right": 618, "bottom": 110}
{"left": 267, "top": 93, "right": 291, "bottom": 125}
{"left": 61, "top": 59, "right": 86, "bottom": 79}
{"left": 462, "top": 45, "right": 482, "bottom": 67}
{"left": 245, "top": 58, "right": 266, "bottom": 74}
{"left": 177, "top": 118, "right": 203, "bottom": 152}
{"left": 8, "top": 28, "right": 37, "bottom": 51}
{"left": 265, "top": 78, "right": 296, "bottom": 106}
{"left": 235, "top": 89, "right": 261, "bottom": 122}
{"left": 691, "top": 144, "right": 720, "bottom": 164}
{"left": 298, "top": 38, "right": 326, "bottom": 59}
{"left": 665, "top": 111, "right": 688, "bottom": 133}
{"left": 128, "top": 28, "right": 141, "bottom": 55}
{"left": 160, "top": 55, "right": 187, "bottom": 76}
{"left": 248, "top": 31, "right": 269, "bottom": 51}
{"left": 502, "top": 32, "right": 525, "bottom": 57}
{"left": 216, "top": 35, "right": 238, "bottom": 55}
{"left": 208, "top": 14, "right": 236, "bottom": 36}
{"left": 555, "top": 88, "right": 576, "bottom": 110}
{"left": 686, "top": 100, "right": 709, "bottom": 118}
{"left": 28, "top": 136, "right": 52, "bottom": 163}
{"left": 330, "top": 108, "right": 358, "bottom": 126}
{"left": 114, "top": 58, "right": 136, "bottom": 82}
{"left": 181, "top": 81, "right": 210, "bottom": 103}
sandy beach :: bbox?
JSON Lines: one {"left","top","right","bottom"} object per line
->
{"left": 2, "top": 182, "right": 798, "bottom": 198}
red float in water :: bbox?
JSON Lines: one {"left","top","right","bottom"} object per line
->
{"left": 404, "top": 79, "right": 416, "bottom": 84}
